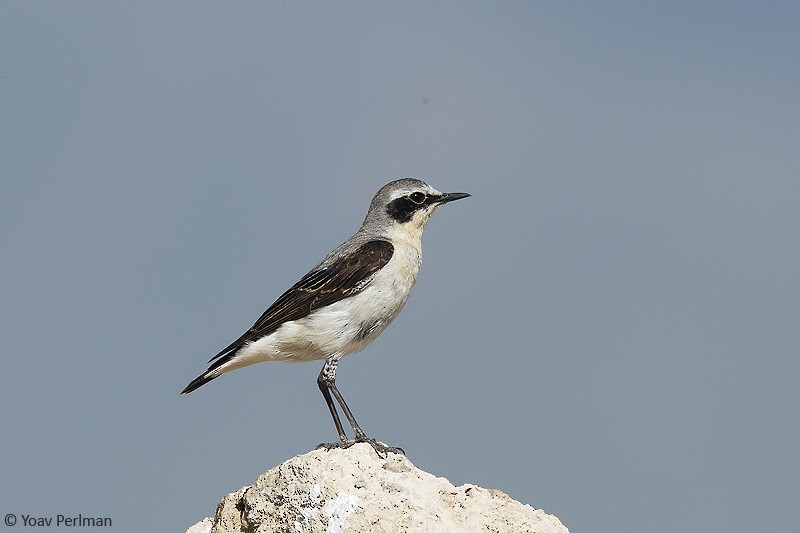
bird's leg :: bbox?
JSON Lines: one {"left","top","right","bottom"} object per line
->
{"left": 316, "top": 356, "right": 404, "bottom": 457}
{"left": 328, "top": 377, "right": 368, "bottom": 441}
{"left": 317, "top": 359, "right": 348, "bottom": 443}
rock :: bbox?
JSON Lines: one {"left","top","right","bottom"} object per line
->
{"left": 187, "top": 443, "right": 568, "bottom": 533}
{"left": 186, "top": 517, "right": 211, "bottom": 533}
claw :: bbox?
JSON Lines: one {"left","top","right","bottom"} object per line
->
{"left": 316, "top": 437, "right": 404, "bottom": 458}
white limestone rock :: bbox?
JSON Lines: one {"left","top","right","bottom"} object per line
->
{"left": 186, "top": 516, "right": 212, "bottom": 533}
{"left": 187, "top": 443, "right": 568, "bottom": 533}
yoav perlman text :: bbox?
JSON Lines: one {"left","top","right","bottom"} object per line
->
{"left": 18, "top": 513, "right": 112, "bottom": 527}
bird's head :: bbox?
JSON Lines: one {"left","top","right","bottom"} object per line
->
{"left": 363, "top": 178, "right": 470, "bottom": 240}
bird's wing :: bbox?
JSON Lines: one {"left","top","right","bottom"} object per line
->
{"left": 207, "top": 239, "right": 394, "bottom": 365}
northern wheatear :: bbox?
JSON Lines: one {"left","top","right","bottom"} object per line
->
{"left": 181, "top": 178, "right": 469, "bottom": 454}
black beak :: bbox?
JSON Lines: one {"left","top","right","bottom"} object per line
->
{"left": 436, "top": 192, "right": 471, "bottom": 204}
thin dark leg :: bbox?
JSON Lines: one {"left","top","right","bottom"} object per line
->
{"left": 315, "top": 357, "right": 404, "bottom": 457}
{"left": 317, "top": 366, "right": 348, "bottom": 443}
{"left": 329, "top": 380, "right": 367, "bottom": 440}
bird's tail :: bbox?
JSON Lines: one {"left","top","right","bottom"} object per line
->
{"left": 180, "top": 338, "right": 247, "bottom": 395}
{"left": 180, "top": 368, "right": 220, "bottom": 395}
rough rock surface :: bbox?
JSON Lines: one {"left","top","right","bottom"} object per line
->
{"left": 187, "top": 443, "right": 568, "bottom": 533}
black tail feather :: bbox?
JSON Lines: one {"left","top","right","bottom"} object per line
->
{"left": 182, "top": 345, "right": 242, "bottom": 395}
{"left": 180, "top": 371, "right": 218, "bottom": 395}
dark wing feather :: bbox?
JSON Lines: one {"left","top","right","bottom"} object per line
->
{"left": 206, "top": 240, "right": 394, "bottom": 368}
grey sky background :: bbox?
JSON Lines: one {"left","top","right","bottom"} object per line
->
{"left": 3, "top": 3, "right": 797, "bottom": 532}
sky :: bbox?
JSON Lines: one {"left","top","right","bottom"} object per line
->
{"left": 2, "top": 3, "right": 798, "bottom": 532}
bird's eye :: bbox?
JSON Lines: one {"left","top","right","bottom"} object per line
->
{"left": 409, "top": 192, "right": 426, "bottom": 204}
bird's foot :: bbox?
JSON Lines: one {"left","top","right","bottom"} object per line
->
{"left": 358, "top": 437, "right": 405, "bottom": 458}
{"left": 316, "top": 436, "right": 404, "bottom": 458}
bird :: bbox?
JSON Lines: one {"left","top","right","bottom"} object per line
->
{"left": 181, "top": 178, "right": 469, "bottom": 455}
